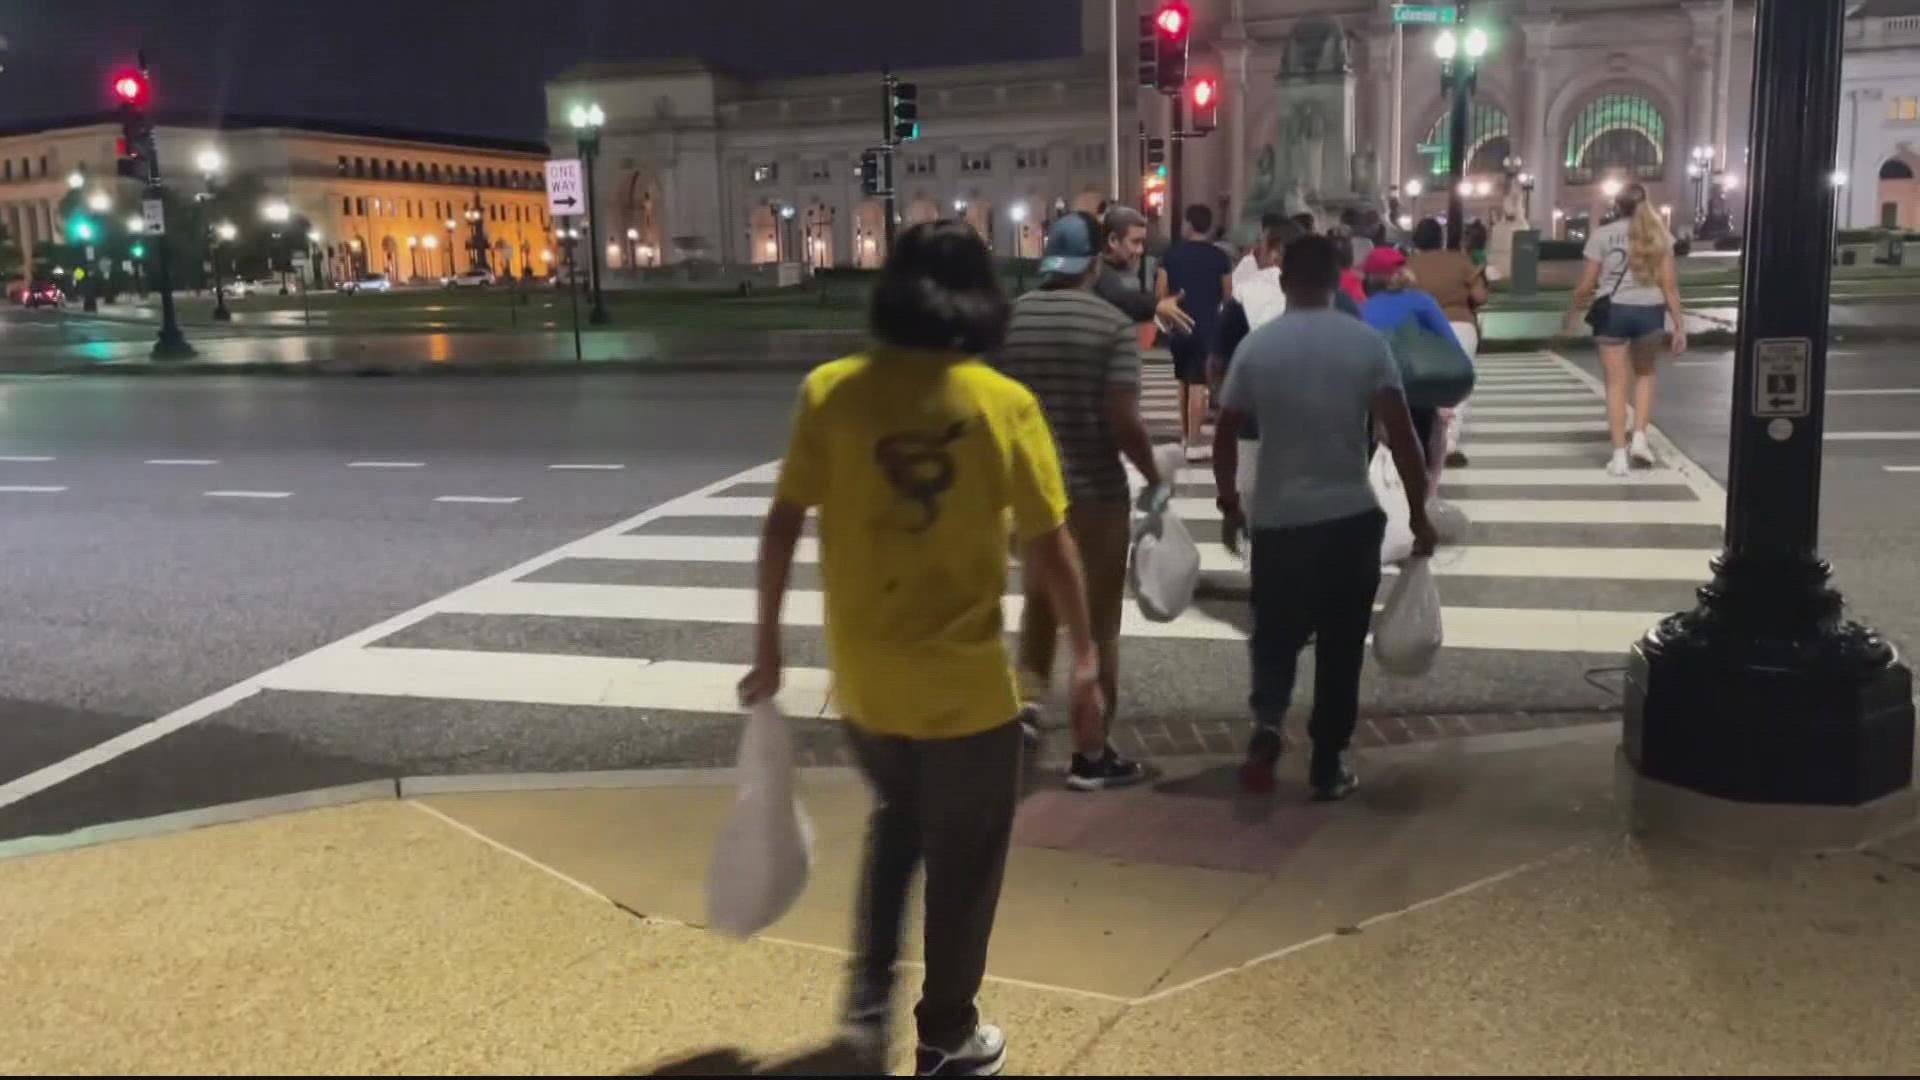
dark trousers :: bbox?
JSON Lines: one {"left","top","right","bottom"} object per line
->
{"left": 1248, "top": 509, "right": 1386, "bottom": 758}
{"left": 846, "top": 720, "right": 1023, "bottom": 1049}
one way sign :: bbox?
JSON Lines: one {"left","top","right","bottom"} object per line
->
{"left": 545, "top": 158, "right": 584, "bottom": 218}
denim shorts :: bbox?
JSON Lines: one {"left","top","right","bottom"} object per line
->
{"left": 1596, "top": 302, "right": 1667, "bottom": 344}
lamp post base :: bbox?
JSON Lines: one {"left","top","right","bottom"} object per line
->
{"left": 1623, "top": 555, "right": 1915, "bottom": 808}
{"left": 151, "top": 328, "right": 197, "bottom": 361}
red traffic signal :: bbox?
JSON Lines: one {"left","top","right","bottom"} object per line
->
{"left": 111, "top": 69, "right": 150, "bottom": 107}
{"left": 1189, "top": 75, "right": 1220, "bottom": 132}
{"left": 1154, "top": 3, "right": 1188, "bottom": 38}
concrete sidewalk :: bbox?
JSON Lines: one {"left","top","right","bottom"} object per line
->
{"left": 4, "top": 720, "right": 1918, "bottom": 1075}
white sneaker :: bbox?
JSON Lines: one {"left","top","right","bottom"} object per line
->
{"left": 1629, "top": 431, "right": 1656, "bottom": 467}
{"left": 1606, "top": 449, "right": 1631, "bottom": 478}
{"left": 916, "top": 1023, "right": 1007, "bottom": 1076}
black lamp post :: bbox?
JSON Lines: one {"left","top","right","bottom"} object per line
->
{"left": 570, "top": 102, "right": 610, "bottom": 325}
{"left": 1623, "top": 0, "right": 1914, "bottom": 811}
{"left": 1434, "top": 16, "right": 1489, "bottom": 251}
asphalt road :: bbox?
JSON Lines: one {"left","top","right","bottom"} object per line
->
{"left": 2, "top": 343, "right": 1916, "bottom": 843}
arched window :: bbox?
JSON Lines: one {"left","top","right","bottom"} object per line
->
{"left": 1881, "top": 159, "right": 1916, "bottom": 181}
{"left": 1420, "top": 102, "right": 1510, "bottom": 178}
{"left": 1565, "top": 92, "right": 1667, "bottom": 183}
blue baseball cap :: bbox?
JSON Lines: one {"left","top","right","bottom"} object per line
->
{"left": 1039, "top": 213, "right": 1097, "bottom": 276}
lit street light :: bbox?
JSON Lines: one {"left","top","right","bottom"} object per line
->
{"left": 126, "top": 215, "right": 143, "bottom": 233}
{"left": 262, "top": 200, "right": 292, "bottom": 294}
{"left": 87, "top": 190, "right": 111, "bottom": 213}
{"left": 1435, "top": 14, "right": 1491, "bottom": 250}
{"left": 195, "top": 147, "right": 223, "bottom": 177}
{"left": 66, "top": 170, "right": 83, "bottom": 190}
{"left": 1601, "top": 176, "right": 1625, "bottom": 199}
{"left": 216, "top": 221, "right": 237, "bottom": 242}
{"left": 568, "top": 101, "right": 610, "bottom": 324}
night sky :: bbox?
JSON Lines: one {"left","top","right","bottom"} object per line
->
{"left": 1, "top": 0, "right": 1082, "bottom": 142}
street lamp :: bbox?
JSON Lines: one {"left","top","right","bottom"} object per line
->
{"left": 211, "top": 220, "right": 236, "bottom": 321}
{"left": 195, "top": 147, "right": 223, "bottom": 178}
{"left": 568, "top": 101, "right": 610, "bottom": 324}
{"left": 1601, "top": 176, "right": 1624, "bottom": 200}
{"left": 1436, "top": 22, "right": 1490, "bottom": 249}
{"left": 125, "top": 214, "right": 143, "bottom": 234}
{"left": 87, "top": 190, "right": 111, "bottom": 213}
{"left": 66, "top": 170, "right": 83, "bottom": 190}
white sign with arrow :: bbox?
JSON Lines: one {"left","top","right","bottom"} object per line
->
{"left": 1752, "top": 337, "right": 1811, "bottom": 418}
{"left": 545, "top": 158, "right": 585, "bottom": 218}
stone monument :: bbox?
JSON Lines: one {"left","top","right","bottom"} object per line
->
{"left": 1244, "top": 15, "right": 1380, "bottom": 235}
{"left": 1486, "top": 182, "right": 1529, "bottom": 282}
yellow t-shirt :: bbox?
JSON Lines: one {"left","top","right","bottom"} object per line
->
{"left": 774, "top": 349, "right": 1068, "bottom": 740}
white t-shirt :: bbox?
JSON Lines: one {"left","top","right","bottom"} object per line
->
{"left": 1583, "top": 218, "right": 1668, "bottom": 307}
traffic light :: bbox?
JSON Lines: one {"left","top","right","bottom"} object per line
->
{"left": 1152, "top": 2, "right": 1190, "bottom": 95}
{"left": 889, "top": 81, "right": 919, "bottom": 142}
{"left": 859, "top": 149, "right": 884, "bottom": 195}
{"left": 112, "top": 67, "right": 152, "bottom": 182}
{"left": 1145, "top": 137, "right": 1167, "bottom": 168}
{"left": 1189, "top": 76, "right": 1219, "bottom": 133}
{"left": 130, "top": 242, "right": 146, "bottom": 259}
{"left": 1137, "top": 14, "right": 1158, "bottom": 88}
{"left": 110, "top": 69, "right": 150, "bottom": 108}
{"left": 70, "top": 217, "right": 96, "bottom": 243}
{"left": 1143, "top": 175, "right": 1168, "bottom": 218}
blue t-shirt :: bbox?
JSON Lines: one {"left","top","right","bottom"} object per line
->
{"left": 1360, "top": 289, "right": 1457, "bottom": 342}
{"left": 1222, "top": 308, "right": 1402, "bottom": 529}
{"left": 1160, "top": 239, "right": 1233, "bottom": 342}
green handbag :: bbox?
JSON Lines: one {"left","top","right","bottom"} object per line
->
{"left": 1388, "top": 318, "right": 1476, "bottom": 409}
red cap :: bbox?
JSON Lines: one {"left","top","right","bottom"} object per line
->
{"left": 1360, "top": 246, "right": 1407, "bottom": 276}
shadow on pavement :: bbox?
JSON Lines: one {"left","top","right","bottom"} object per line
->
{"left": 632, "top": 1041, "right": 872, "bottom": 1075}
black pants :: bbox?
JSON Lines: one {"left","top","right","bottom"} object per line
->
{"left": 846, "top": 720, "right": 1023, "bottom": 1049}
{"left": 1248, "top": 509, "right": 1386, "bottom": 757}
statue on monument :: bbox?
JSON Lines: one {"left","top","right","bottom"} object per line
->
{"left": 1282, "top": 101, "right": 1328, "bottom": 195}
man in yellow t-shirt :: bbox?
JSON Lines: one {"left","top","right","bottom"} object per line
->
{"left": 738, "top": 222, "right": 1103, "bottom": 1078}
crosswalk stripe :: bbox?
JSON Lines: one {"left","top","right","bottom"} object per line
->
{"left": 561, "top": 533, "right": 1715, "bottom": 582}
{"left": 663, "top": 491, "right": 1715, "bottom": 526}
{"left": 260, "top": 646, "right": 835, "bottom": 718}
{"left": 419, "top": 580, "right": 1667, "bottom": 656}
{"left": 1464, "top": 393, "right": 1596, "bottom": 403}
{"left": 1133, "top": 464, "right": 1683, "bottom": 489}
{"left": 1468, "top": 405, "right": 1602, "bottom": 418}
{"left": 1469, "top": 420, "right": 1609, "bottom": 434}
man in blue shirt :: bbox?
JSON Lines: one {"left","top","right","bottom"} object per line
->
{"left": 1157, "top": 204, "right": 1233, "bottom": 457}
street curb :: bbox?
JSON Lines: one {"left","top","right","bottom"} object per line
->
{"left": 0, "top": 357, "right": 840, "bottom": 378}
{"left": 0, "top": 720, "right": 1618, "bottom": 863}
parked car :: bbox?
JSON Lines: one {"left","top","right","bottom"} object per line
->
{"left": 340, "top": 272, "right": 392, "bottom": 294}
{"left": 446, "top": 268, "right": 495, "bottom": 288}
{"left": 19, "top": 281, "right": 64, "bottom": 308}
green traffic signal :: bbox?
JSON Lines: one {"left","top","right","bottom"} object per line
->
{"left": 1155, "top": 164, "right": 1168, "bottom": 178}
{"left": 130, "top": 243, "right": 146, "bottom": 258}
{"left": 72, "top": 219, "right": 95, "bottom": 242}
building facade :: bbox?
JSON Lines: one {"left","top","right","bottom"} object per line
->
{"left": 0, "top": 117, "right": 553, "bottom": 284}
{"left": 548, "top": 0, "right": 1920, "bottom": 268}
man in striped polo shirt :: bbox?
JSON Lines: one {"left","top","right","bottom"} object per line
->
{"left": 995, "top": 211, "right": 1169, "bottom": 792}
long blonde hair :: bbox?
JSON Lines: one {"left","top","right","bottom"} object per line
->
{"left": 1622, "top": 184, "right": 1670, "bottom": 284}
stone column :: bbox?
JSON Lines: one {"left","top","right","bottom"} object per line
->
{"left": 1520, "top": 19, "right": 1555, "bottom": 230}
{"left": 1688, "top": 6, "right": 1718, "bottom": 169}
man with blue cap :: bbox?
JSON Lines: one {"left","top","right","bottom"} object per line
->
{"left": 994, "top": 211, "right": 1169, "bottom": 791}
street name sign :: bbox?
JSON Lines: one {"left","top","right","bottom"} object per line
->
{"left": 1392, "top": 4, "right": 1459, "bottom": 25}
{"left": 545, "top": 158, "right": 585, "bottom": 218}
{"left": 1752, "top": 337, "right": 1811, "bottom": 418}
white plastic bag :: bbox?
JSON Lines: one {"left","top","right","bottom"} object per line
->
{"left": 705, "top": 701, "right": 815, "bottom": 939}
{"left": 1373, "top": 557, "right": 1443, "bottom": 676}
{"left": 1131, "top": 506, "right": 1201, "bottom": 622}
{"left": 1371, "top": 448, "right": 1414, "bottom": 566}
{"left": 1427, "top": 497, "right": 1469, "bottom": 545}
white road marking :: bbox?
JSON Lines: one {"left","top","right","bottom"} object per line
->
{"left": 145, "top": 458, "right": 219, "bottom": 466}
{"left": 260, "top": 647, "right": 836, "bottom": 718}
{"left": 564, "top": 533, "right": 1713, "bottom": 581}
{"left": 1884, "top": 466, "right": 1920, "bottom": 473}
{"left": 0, "top": 485, "right": 66, "bottom": 494}
{"left": 0, "top": 455, "right": 55, "bottom": 463}
{"left": 548, "top": 463, "right": 627, "bottom": 471}
{"left": 1468, "top": 405, "right": 1605, "bottom": 418}
{"left": 434, "top": 495, "right": 523, "bottom": 504}
{"left": 1672, "top": 359, "right": 1724, "bottom": 368}
{"left": 349, "top": 460, "right": 427, "bottom": 469}
{"left": 203, "top": 490, "right": 292, "bottom": 499}
{"left": 0, "top": 461, "right": 779, "bottom": 814}
{"left": 1440, "top": 466, "right": 1688, "bottom": 486}
{"left": 1829, "top": 388, "right": 1920, "bottom": 397}
{"left": 1463, "top": 392, "right": 1595, "bottom": 403}
{"left": 1827, "top": 431, "right": 1920, "bottom": 442}
{"left": 1469, "top": 420, "right": 1609, "bottom": 434}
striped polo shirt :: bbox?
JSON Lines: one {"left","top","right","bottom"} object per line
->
{"left": 993, "top": 286, "right": 1140, "bottom": 506}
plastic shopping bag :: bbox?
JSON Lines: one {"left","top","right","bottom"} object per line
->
{"left": 1373, "top": 557, "right": 1443, "bottom": 676}
{"left": 1427, "top": 497, "right": 1470, "bottom": 546}
{"left": 1131, "top": 504, "right": 1201, "bottom": 622}
{"left": 1371, "top": 448, "right": 1415, "bottom": 566}
{"left": 705, "top": 701, "right": 815, "bottom": 939}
